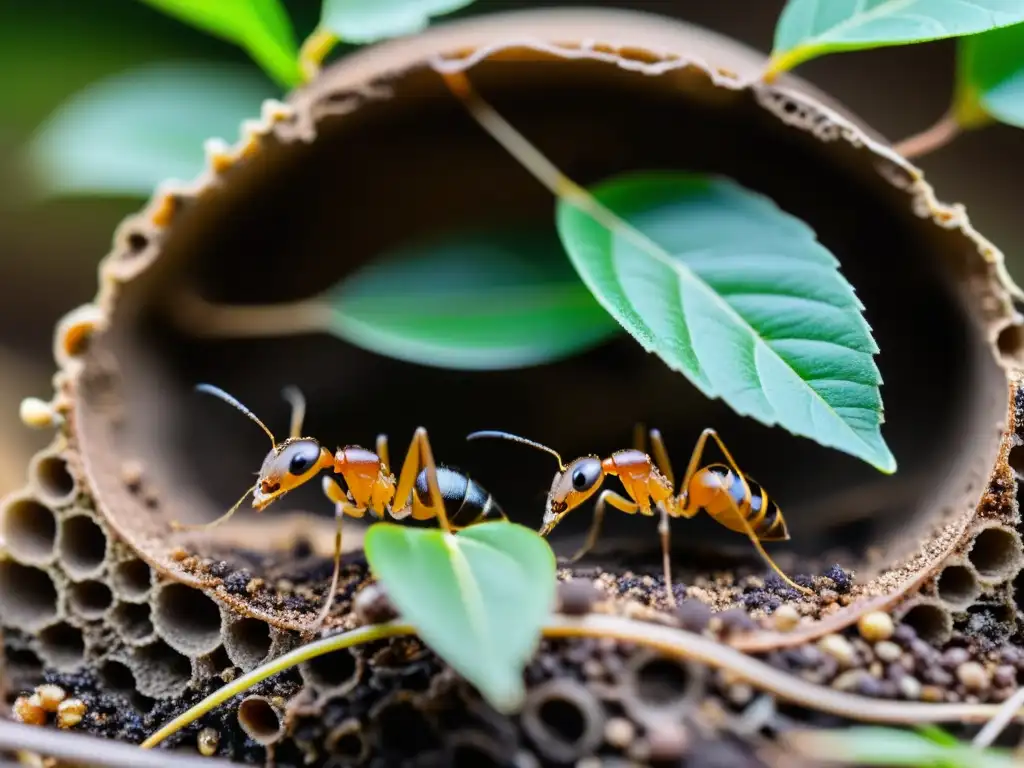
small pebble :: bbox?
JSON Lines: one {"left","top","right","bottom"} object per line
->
{"left": 941, "top": 647, "right": 970, "bottom": 669}
{"left": 56, "top": 698, "right": 86, "bottom": 729}
{"left": 874, "top": 641, "right": 902, "bottom": 663}
{"left": 898, "top": 675, "right": 922, "bottom": 700}
{"left": 832, "top": 670, "right": 867, "bottom": 692}
{"left": 726, "top": 682, "right": 754, "bottom": 706}
{"left": 716, "top": 607, "right": 757, "bottom": 637}
{"left": 646, "top": 722, "right": 690, "bottom": 762}
{"left": 604, "top": 717, "right": 635, "bottom": 749}
{"left": 353, "top": 583, "right": 398, "bottom": 625}
{"left": 920, "top": 685, "right": 945, "bottom": 703}
{"left": 34, "top": 684, "right": 66, "bottom": 712}
{"left": 197, "top": 727, "right": 220, "bottom": 757}
{"left": 994, "top": 665, "right": 1017, "bottom": 688}
{"left": 956, "top": 661, "right": 990, "bottom": 691}
{"left": 818, "top": 634, "right": 856, "bottom": 668}
{"left": 857, "top": 611, "right": 894, "bottom": 643}
{"left": 13, "top": 696, "right": 45, "bottom": 726}
{"left": 772, "top": 604, "right": 800, "bottom": 632}
{"left": 557, "top": 579, "right": 601, "bottom": 616}
{"left": 676, "top": 598, "right": 713, "bottom": 633}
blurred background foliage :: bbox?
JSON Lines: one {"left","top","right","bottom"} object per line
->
{"left": 2, "top": 0, "right": 1023, "bottom": 496}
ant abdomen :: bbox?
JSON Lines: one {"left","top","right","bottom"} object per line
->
{"left": 414, "top": 466, "right": 502, "bottom": 528}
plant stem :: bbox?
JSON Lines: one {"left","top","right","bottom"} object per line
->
{"left": 167, "top": 288, "right": 333, "bottom": 339}
{"left": 142, "top": 614, "right": 1024, "bottom": 750}
{"left": 298, "top": 27, "right": 340, "bottom": 82}
{"left": 892, "top": 113, "right": 962, "bottom": 159}
{"left": 141, "top": 622, "right": 415, "bottom": 749}
{"left": 973, "top": 685, "right": 1024, "bottom": 749}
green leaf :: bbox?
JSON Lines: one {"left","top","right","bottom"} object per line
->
{"left": 137, "top": 0, "right": 301, "bottom": 87}
{"left": 324, "top": 225, "right": 621, "bottom": 370}
{"left": 769, "top": 0, "right": 1024, "bottom": 77}
{"left": 789, "top": 727, "right": 1017, "bottom": 768}
{"left": 25, "top": 62, "right": 277, "bottom": 199}
{"left": 320, "top": 0, "right": 478, "bottom": 44}
{"left": 556, "top": 171, "right": 895, "bottom": 473}
{"left": 364, "top": 521, "right": 556, "bottom": 712}
{"left": 955, "top": 21, "right": 1024, "bottom": 128}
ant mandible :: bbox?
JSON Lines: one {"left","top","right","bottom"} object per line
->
{"left": 467, "top": 425, "right": 813, "bottom": 606}
{"left": 172, "top": 384, "right": 505, "bottom": 632}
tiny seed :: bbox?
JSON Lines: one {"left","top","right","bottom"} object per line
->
{"left": 956, "top": 661, "right": 990, "bottom": 692}
{"left": 198, "top": 727, "right": 219, "bottom": 756}
{"left": 818, "top": 634, "right": 856, "bottom": 667}
{"left": 13, "top": 695, "right": 46, "bottom": 726}
{"left": 857, "top": 611, "right": 894, "bottom": 643}
{"left": 772, "top": 604, "right": 800, "bottom": 632}
{"left": 56, "top": 698, "right": 86, "bottom": 729}
{"left": 874, "top": 641, "right": 902, "bottom": 663}
{"left": 604, "top": 717, "right": 635, "bottom": 749}
{"left": 898, "top": 676, "right": 922, "bottom": 700}
{"left": 19, "top": 397, "right": 59, "bottom": 429}
{"left": 35, "top": 684, "right": 66, "bottom": 712}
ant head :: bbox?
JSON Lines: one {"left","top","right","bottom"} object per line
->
{"left": 253, "top": 438, "right": 334, "bottom": 510}
{"left": 540, "top": 456, "right": 605, "bottom": 535}
{"left": 196, "top": 383, "right": 331, "bottom": 512}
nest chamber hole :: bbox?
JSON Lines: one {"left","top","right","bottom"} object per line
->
{"left": 58, "top": 515, "right": 108, "bottom": 578}
{"left": 111, "top": 602, "right": 154, "bottom": 642}
{"left": 301, "top": 648, "right": 360, "bottom": 693}
{"left": 152, "top": 583, "right": 223, "bottom": 656}
{"left": 1, "top": 498, "right": 56, "bottom": 564}
{"left": 521, "top": 679, "right": 604, "bottom": 763}
{"left": 68, "top": 580, "right": 113, "bottom": 619}
{"left": 111, "top": 558, "right": 152, "bottom": 601}
{"left": 38, "top": 622, "right": 85, "bottom": 670}
{"left": 237, "top": 696, "right": 284, "bottom": 745}
{"left": 32, "top": 455, "right": 76, "bottom": 504}
{"left": 0, "top": 562, "right": 58, "bottom": 629}
{"left": 633, "top": 656, "right": 699, "bottom": 707}
{"left": 899, "top": 602, "right": 953, "bottom": 645}
{"left": 225, "top": 618, "right": 271, "bottom": 670}
{"left": 968, "top": 527, "right": 1022, "bottom": 581}
{"left": 99, "top": 660, "right": 136, "bottom": 694}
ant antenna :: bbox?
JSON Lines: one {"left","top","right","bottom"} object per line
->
{"left": 195, "top": 383, "right": 277, "bottom": 448}
{"left": 466, "top": 430, "right": 565, "bottom": 471}
{"left": 281, "top": 386, "right": 306, "bottom": 439}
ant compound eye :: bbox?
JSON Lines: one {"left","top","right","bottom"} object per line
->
{"left": 572, "top": 469, "right": 589, "bottom": 490}
{"left": 285, "top": 442, "right": 321, "bottom": 477}
{"left": 570, "top": 458, "right": 602, "bottom": 492}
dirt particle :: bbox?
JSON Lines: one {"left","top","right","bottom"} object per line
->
{"left": 858, "top": 611, "right": 894, "bottom": 643}
{"left": 956, "top": 661, "right": 990, "bottom": 691}
{"left": 604, "top": 717, "right": 635, "bottom": 749}
{"left": 994, "top": 665, "right": 1016, "bottom": 688}
{"left": 874, "top": 641, "right": 902, "bottom": 663}
{"left": 354, "top": 583, "right": 398, "bottom": 625}
{"left": 57, "top": 698, "right": 86, "bottom": 729}
{"left": 676, "top": 599, "right": 713, "bottom": 633}
{"left": 198, "top": 726, "right": 219, "bottom": 756}
{"left": 556, "top": 579, "right": 600, "bottom": 616}
{"left": 823, "top": 565, "right": 853, "bottom": 593}
{"left": 35, "top": 683, "right": 66, "bottom": 712}
{"left": 898, "top": 676, "right": 922, "bottom": 700}
{"left": 772, "top": 604, "right": 800, "bottom": 632}
{"left": 646, "top": 721, "right": 689, "bottom": 763}
{"left": 13, "top": 695, "right": 45, "bottom": 725}
{"left": 817, "top": 634, "right": 856, "bottom": 668}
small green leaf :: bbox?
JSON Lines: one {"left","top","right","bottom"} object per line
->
{"left": 324, "top": 225, "right": 621, "bottom": 370}
{"left": 769, "top": 0, "right": 1024, "bottom": 77}
{"left": 137, "top": 0, "right": 301, "bottom": 87}
{"left": 556, "top": 171, "right": 895, "bottom": 473}
{"left": 364, "top": 521, "right": 556, "bottom": 712}
{"left": 955, "top": 21, "right": 1024, "bottom": 128}
{"left": 789, "top": 726, "right": 1017, "bottom": 768}
{"left": 320, "top": 0, "right": 478, "bottom": 44}
{"left": 26, "top": 62, "right": 277, "bottom": 199}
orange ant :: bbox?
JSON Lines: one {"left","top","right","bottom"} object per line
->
{"left": 173, "top": 384, "right": 505, "bottom": 631}
{"left": 467, "top": 425, "right": 812, "bottom": 606}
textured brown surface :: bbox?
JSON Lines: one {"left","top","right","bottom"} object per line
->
{"left": 3, "top": 7, "right": 1024, "bottom": 766}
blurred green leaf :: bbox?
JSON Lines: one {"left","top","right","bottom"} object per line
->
{"left": 364, "top": 521, "right": 556, "bottom": 713}
{"left": 788, "top": 726, "right": 1017, "bottom": 767}
{"left": 556, "top": 171, "right": 895, "bottom": 473}
{"left": 320, "top": 0, "right": 478, "bottom": 43}
{"left": 26, "top": 62, "right": 276, "bottom": 199}
{"left": 956, "top": 22, "right": 1024, "bottom": 128}
{"left": 324, "top": 224, "right": 621, "bottom": 370}
{"left": 137, "top": 0, "right": 301, "bottom": 87}
{"left": 768, "top": 0, "right": 1024, "bottom": 78}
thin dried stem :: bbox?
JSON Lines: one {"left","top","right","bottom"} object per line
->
{"left": 169, "top": 287, "right": 333, "bottom": 340}
{"left": 142, "top": 613, "right": 1024, "bottom": 750}
{"left": 974, "top": 685, "right": 1024, "bottom": 749}
{"left": 892, "top": 113, "right": 961, "bottom": 159}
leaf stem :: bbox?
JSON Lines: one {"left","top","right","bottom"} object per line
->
{"left": 892, "top": 112, "right": 962, "bottom": 159}
{"left": 141, "top": 613, "right": 1024, "bottom": 750}
{"left": 298, "top": 26, "right": 341, "bottom": 83}
{"left": 166, "top": 287, "right": 333, "bottom": 339}
{"left": 761, "top": 46, "right": 818, "bottom": 83}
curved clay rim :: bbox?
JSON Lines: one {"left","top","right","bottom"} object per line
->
{"left": 58, "top": 8, "right": 1023, "bottom": 646}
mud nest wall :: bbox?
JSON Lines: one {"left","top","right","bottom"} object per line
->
{"left": 4, "top": 7, "right": 1024, "bottom": 766}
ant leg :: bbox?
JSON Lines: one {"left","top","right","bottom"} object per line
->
{"left": 567, "top": 490, "right": 638, "bottom": 563}
{"left": 415, "top": 429, "right": 453, "bottom": 533}
{"left": 376, "top": 434, "right": 391, "bottom": 476}
{"left": 699, "top": 431, "right": 812, "bottom": 596}
{"left": 308, "top": 478, "right": 365, "bottom": 633}
{"left": 658, "top": 507, "right": 677, "bottom": 608}
{"left": 389, "top": 430, "right": 426, "bottom": 521}
{"left": 281, "top": 386, "right": 306, "bottom": 439}
{"left": 170, "top": 485, "right": 254, "bottom": 531}
{"left": 648, "top": 428, "right": 675, "bottom": 488}
{"left": 392, "top": 428, "right": 453, "bottom": 533}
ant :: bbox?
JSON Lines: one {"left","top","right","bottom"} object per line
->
{"left": 172, "top": 384, "right": 505, "bottom": 631}
{"left": 467, "top": 425, "right": 813, "bottom": 606}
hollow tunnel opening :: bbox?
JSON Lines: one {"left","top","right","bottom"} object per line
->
{"left": 92, "top": 47, "right": 994, "bottom": 588}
